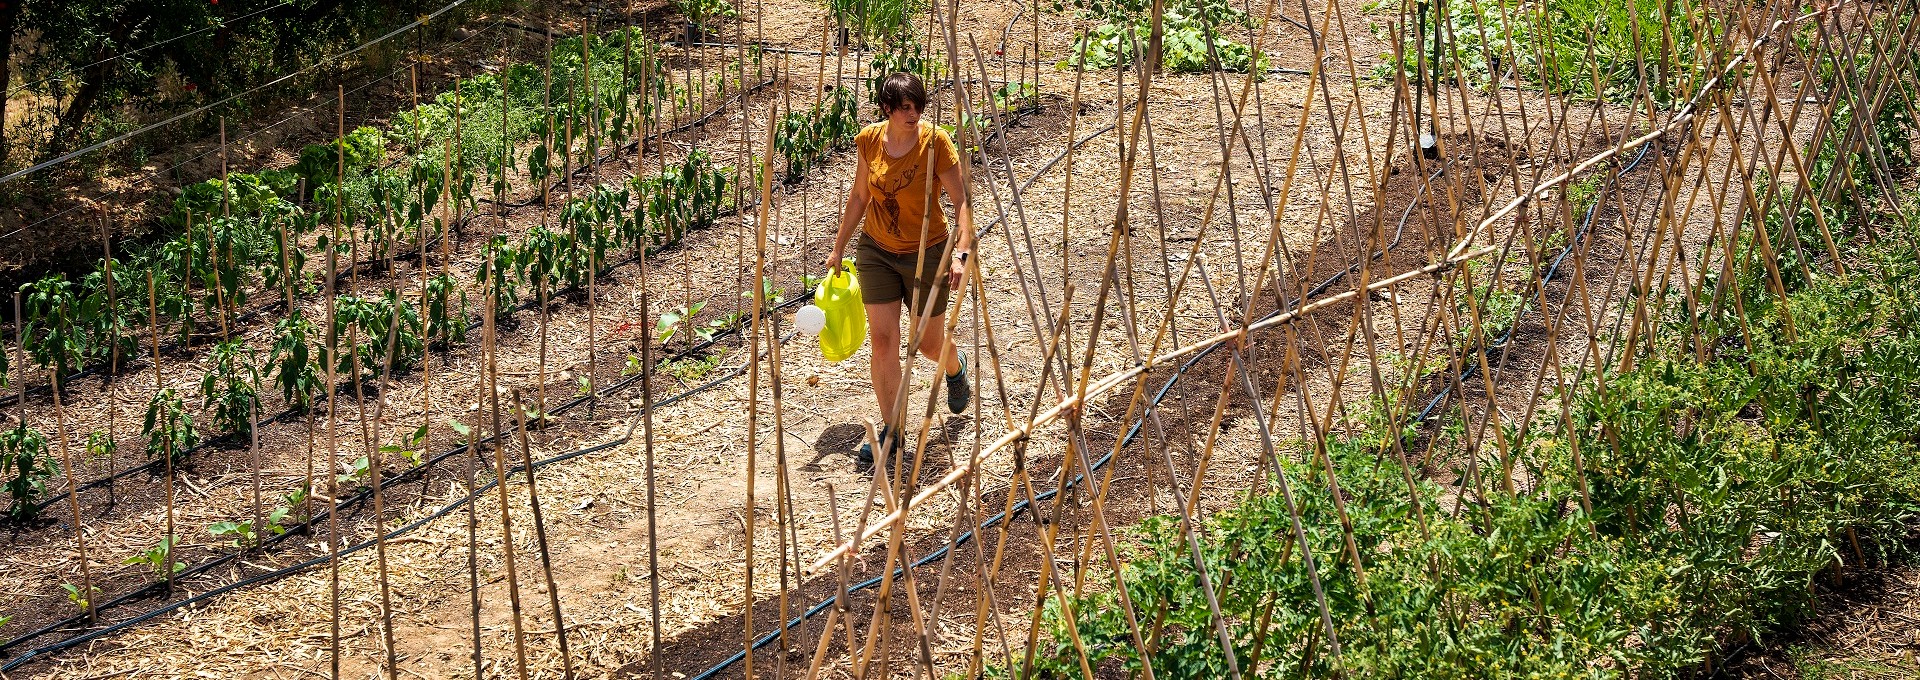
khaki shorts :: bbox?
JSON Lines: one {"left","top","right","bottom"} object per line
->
{"left": 856, "top": 236, "right": 951, "bottom": 317}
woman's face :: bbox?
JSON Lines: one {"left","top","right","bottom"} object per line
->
{"left": 886, "top": 101, "right": 921, "bottom": 127}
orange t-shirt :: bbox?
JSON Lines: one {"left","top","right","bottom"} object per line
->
{"left": 856, "top": 121, "right": 958, "bottom": 254}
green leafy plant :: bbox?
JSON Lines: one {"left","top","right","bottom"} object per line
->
{"left": 200, "top": 339, "right": 261, "bottom": 438}
{"left": 125, "top": 537, "right": 186, "bottom": 580}
{"left": 269, "top": 310, "right": 324, "bottom": 412}
{"left": 0, "top": 423, "right": 57, "bottom": 520}
{"left": 672, "top": 0, "right": 741, "bottom": 34}
{"left": 61, "top": 583, "right": 99, "bottom": 612}
{"left": 658, "top": 354, "right": 723, "bottom": 383}
{"left": 208, "top": 519, "right": 271, "bottom": 549}
{"left": 1059, "top": 0, "right": 1267, "bottom": 73}
{"left": 477, "top": 235, "right": 524, "bottom": 321}
{"left": 142, "top": 389, "right": 200, "bottom": 464}
{"left": 656, "top": 301, "right": 710, "bottom": 345}
{"left": 20, "top": 274, "right": 84, "bottom": 378}
{"left": 656, "top": 300, "right": 708, "bottom": 345}
{"left": 85, "top": 430, "right": 116, "bottom": 463}
{"left": 379, "top": 423, "right": 432, "bottom": 468}
{"left": 632, "top": 149, "right": 735, "bottom": 249}
{"left": 424, "top": 272, "right": 470, "bottom": 348}
{"left": 329, "top": 291, "right": 425, "bottom": 381}
{"left": 776, "top": 88, "right": 862, "bottom": 182}
{"left": 337, "top": 455, "right": 372, "bottom": 490}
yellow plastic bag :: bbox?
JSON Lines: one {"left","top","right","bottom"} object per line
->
{"left": 817, "top": 260, "right": 867, "bottom": 363}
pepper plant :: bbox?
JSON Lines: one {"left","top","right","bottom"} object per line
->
{"left": 200, "top": 339, "right": 261, "bottom": 438}
{"left": 142, "top": 389, "right": 199, "bottom": 464}
{"left": 0, "top": 422, "right": 55, "bottom": 520}
{"left": 270, "top": 310, "right": 324, "bottom": 412}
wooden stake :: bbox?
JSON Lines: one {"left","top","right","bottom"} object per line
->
{"left": 49, "top": 307, "right": 94, "bottom": 621}
{"left": 484, "top": 271, "right": 535, "bottom": 680}
{"left": 510, "top": 388, "right": 577, "bottom": 679}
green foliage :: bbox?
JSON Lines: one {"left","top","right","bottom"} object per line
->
{"left": 424, "top": 273, "right": 469, "bottom": 348}
{"left": 141, "top": 388, "right": 199, "bottom": 464}
{"left": 61, "top": 583, "right": 99, "bottom": 612}
{"left": 208, "top": 515, "right": 283, "bottom": 549}
{"left": 85, "top": 430, "right": 116, "bottom": 462}
{"left": 868, "top": 42, "right": 942, "bottom": 103}
{"left": 477, "top": 235, "right": 524, "bottom": 321}
{"left": 1370, "top": 0, "right": 1710, "bottom": 105}
{"left": 200, "top": 339, "right": 261, "bottom": 438}
{"left": 330, "top": 291, "right": 425, "bottom": 381}
{"left": 124, "top": 537, "right": 185, "bottom": 579}
{"left": 777, "top": 88, "right": 862, "bottom": 182}
{"left": 1453, "top": 261, "right": 1523, "bottom": 345}
{"left": 632, "top": 149, "right": 735, "bottom": 249}
{"left": 379, "top": 423, "right": 431, "bottom": 468}
{"left": 293, "top": 126, "right": 388, "bottom": 189}
{"left": 20, "top": 275, "right": 83, "bottom": 377}
{"left": 672, "top": 0, "right": 740, "bottom": 32}
{"left": 269, "top": 309, "right": 324, "bottom": 411}
{"left": 1004, "top": 230, "right": 1920, "bottom": 679}
{"left": 657, "top": 354, "right": 723, "bottom": 383}
{"left": 828, "top": 0, "right": 923, "bottom": 44}
{"left": 656, "top": 300, "right": 708, "bottom": 345}
{"left": 1058, "top": 0, "right": 1266, "bottom": 72}
{"left": 0, "top": 423, "right": 57, "bottom": 520}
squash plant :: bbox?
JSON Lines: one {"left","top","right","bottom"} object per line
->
{"left": 200, "top": 339, "right": 261, "bottom": 438}
{"left": 142, "top": 389, "right": 199, "bottom": 464}
{"left": 0, "top": 422, "right": 55, "bottom": 520}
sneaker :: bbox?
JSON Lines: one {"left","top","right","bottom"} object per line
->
{"left": 854, "top": 425, "right": 902, "bottom": 472}
{"left": 946, "top": 350, "right": 972, "bottom": 414}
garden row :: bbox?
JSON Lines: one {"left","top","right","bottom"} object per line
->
{"left": 0, "top": 19, "right": 886, "bottom": 524}
{"left": 1010, "top": 20, "right": 1919, "bottom": 676}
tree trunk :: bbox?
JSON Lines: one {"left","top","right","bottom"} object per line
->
{"left": 0, "top": 0, "right": 26, "bottom": 165}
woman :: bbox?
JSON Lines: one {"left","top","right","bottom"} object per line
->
{"left": 825, "top": 71, "right": 974, "bottom": 470}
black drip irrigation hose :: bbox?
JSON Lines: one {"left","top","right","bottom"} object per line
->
{"left": 0, "top": 294, "right": 809, "bottom": 667}
{"left": 692, "top": 137, "right": 1662, "bottom": 680}
{"left": 1409, "top": 142, "right": 1654, "bottom": 424}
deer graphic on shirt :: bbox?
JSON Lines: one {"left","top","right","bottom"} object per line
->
{"left": 871, "top": 163, "right": 923, "bottom": 241}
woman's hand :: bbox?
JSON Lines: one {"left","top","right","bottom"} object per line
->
{"left": 826, "top": 249, "right": 845, "bottom": 276}
{"left": 948, "top": 250, "right": 968, "bottom": 288}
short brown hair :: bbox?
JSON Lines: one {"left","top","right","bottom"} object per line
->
{"left": 877, "top": 72, "right": 927, "bottom": 114}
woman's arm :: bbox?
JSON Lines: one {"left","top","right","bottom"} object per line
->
{"left": 828, "top": 154, "right": 870, "bottom": 274}
{"left": 936, "top": 161, "right": 973, "bottom": 288}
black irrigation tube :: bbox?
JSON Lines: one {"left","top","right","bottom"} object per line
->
{"left": 0, "top": 285, "right": 809, "bottom": 665}
{"left": 1409, "top": 142, "right": 1656, "bottom": 424}
{"left": 694, "top": 133, "right": 1664, "bottom": 680}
